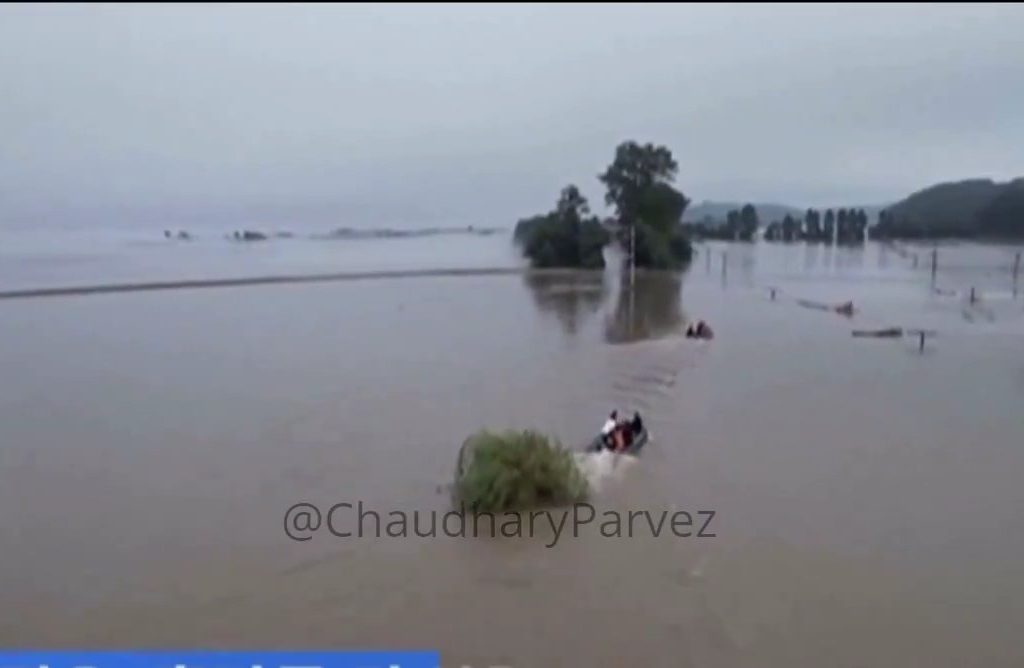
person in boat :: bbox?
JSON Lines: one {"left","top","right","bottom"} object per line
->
{"left": 686, "top": 320, "right": 714, "bottom": 340}
{"left": 613, "top": 421, "right": 628, "bottom": 451}
{"left": 601, "top": 411, "right": 618, "bottom": 449}
{"left": 631, "top": 411, "right": 644, "bottom": 437}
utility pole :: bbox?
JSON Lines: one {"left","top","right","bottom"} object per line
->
{"left": 628, "top": 223, "right": 635, "bottom": 339}
{"left": 629, "top": 223, "right": 636, "bottom": 288}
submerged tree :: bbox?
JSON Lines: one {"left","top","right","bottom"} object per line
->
{"left": 823, "top": 208, "right": 836, "bottom": 242}
{"left": 836, "top": 208, "right": 869, "bottom": 244}
{"left": 781, "top": 214, "right": 800, "bottom": 242}
{"left": 804, "top": 208, "right": 823, "bottom": 241}
{"left": 725, "top": 209, "right": 741, "bottom": 240}
{"left": 739, "top": 204, "right": 759, "bottom": 241}
{"left": 599, "top": 141, "right": 694, "bottom": 269}
{"left": 514, "top": 185, "right": 610, "bottom": 269}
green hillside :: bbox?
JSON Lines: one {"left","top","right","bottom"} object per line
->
{"left": 873, "top": 178, "right": 1021, "bottom": 239}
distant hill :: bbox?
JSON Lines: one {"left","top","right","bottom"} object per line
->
{"left": 878, "top": 179, "right": 1006, "bottom": 236}
{"left": 683, "top": 201, "right": 803, "bottom": 226}
{"left": 976, "top": 178, "right": 1024, "bottom": 238}
{"left": 682, "top": 180, "right": 1024, "bottom": 240}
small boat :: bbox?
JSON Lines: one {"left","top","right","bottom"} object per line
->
{"left": 584, "top": 426, "right": 650, "bottom": 455}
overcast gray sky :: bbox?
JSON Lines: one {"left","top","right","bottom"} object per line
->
{"left": 2, "top": 3, "right": 1022, "bottom": 227}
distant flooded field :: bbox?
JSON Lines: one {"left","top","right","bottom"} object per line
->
{"left": 1, "top": 237, "right": 1022, "bottom": 666}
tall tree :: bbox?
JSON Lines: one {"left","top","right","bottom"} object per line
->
{"left": 804, "top": 209, "right": 818, "bottom": 241}
{"left": 598, "top": 141, "right": 692, "bottom": 268}
{"left": 599, "top": 141, "right": 680, "bottom": 228}
{"left": 726, "top": 209, "right": 741, "bottom": 240}
{"left": 857, "top": 209, "right": 869, "bottom": 241}
{"left": 782, "top": 214, "right": 799, "bottom": 242}
{"left": 739, "top": 204, "right": 759, "bottom": 241}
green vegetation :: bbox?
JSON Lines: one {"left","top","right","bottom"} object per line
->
{"left": 520, "top": 171, "right": 1024, "bottom": 245}
{"left": 513, "top": 141, "right": 695, "bottom": 269}
{"left": 870, "top": 178, "right": 1024, "bottom": 240}
{"left": 452, "top": 429, "right": 589, "bottom": 513}
{"left": 684, "top": 203, "right": 757, "bottom": 241}
{"left": 977, "top": 179, "right": 1024, "bottom": 238}
{"left": 514, "top": 185, "right": 610, "bottom": 269}
{"left": 683, "top": 201, "right": 802, "bottom": 226}
{"left": 599, "top": 141, "right": 694, "bottom": 269}
{"left": 763, "top": 207, "right": 869, "bottom": 244}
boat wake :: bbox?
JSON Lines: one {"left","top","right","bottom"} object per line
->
{"left": 573, "top": 449, "right": 640, "bottom": 495}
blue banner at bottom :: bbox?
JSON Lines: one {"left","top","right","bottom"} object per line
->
{"left": 0, "top": 652, "right": 439, "bottom": 668}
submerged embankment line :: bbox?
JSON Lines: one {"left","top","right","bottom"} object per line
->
{"left": 0, "top": 266, "right": 591, "bottom": 301}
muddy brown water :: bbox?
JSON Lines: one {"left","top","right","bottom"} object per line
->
{"left": 1, "top": 241, "right": 1022, "bottom": 667}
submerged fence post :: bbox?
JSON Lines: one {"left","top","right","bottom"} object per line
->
{"left": 930, "top": 248, "right": 938, "bottom": 286}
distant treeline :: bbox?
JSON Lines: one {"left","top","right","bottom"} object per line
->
{"left": 513, "top": 171, "right": 1024, "bottom": 255}
{"left": 765, "top": 208, "right": 870, "bottom": 243}
{"left": 683, "top": 205, "right": 870, "bottom": 244}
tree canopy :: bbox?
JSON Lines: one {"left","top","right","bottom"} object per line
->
{"left": 599, "top": 141, "right": 679, "bottom": 226}
{"left": 599, "top": 141, "right": 693, "bottom": 269}
{"left": 514, "top": 185, "right": 610, "bottom": 269}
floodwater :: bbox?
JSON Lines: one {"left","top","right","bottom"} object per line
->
{"left": 1, "top": 233, "right": 1023, "bottom": 667}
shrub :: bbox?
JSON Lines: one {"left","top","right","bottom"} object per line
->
{"left": 453, "top": 429, "right": 589, "bottom": 512}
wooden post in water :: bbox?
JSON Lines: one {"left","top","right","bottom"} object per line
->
{"left": 930, "top": 248, "right": 938, "bottom": 285}
{"left": 909, "top": 328, "right": 936, "bottom": 353}
{"left": 970, "top": 286, "right": 977, "bottom": 305}
{"left": 721, "top": 251, "right": 727, "bottom": 280}
{"left": 705, "top": 247, "right": 711, "bottom": 273}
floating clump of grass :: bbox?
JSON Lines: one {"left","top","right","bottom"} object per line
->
{"left": 452, "top": 429, "right": 589, "bottom": 513}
